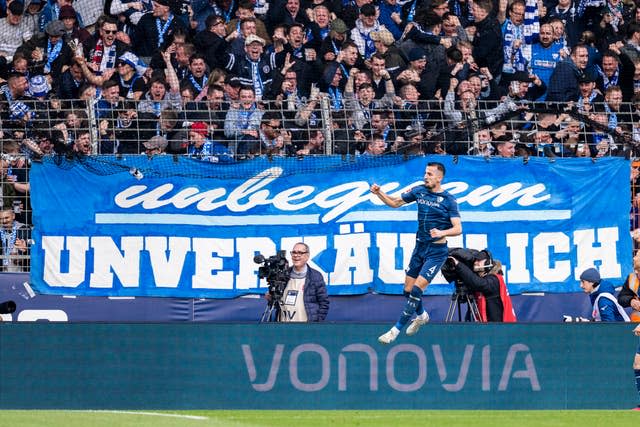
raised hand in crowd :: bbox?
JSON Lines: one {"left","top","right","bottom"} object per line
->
{"left": 465, "top": 25, "right": 476, "bottom": 40}
{"left": 379, "top": 69, "right": 391, "bottom": 81}
{"left": 467, "top": 56, "right": 478, "bottom": 72}
{"left": 397, "top": 69, "right": 420, "bottom": 83}
{"left": 13, "top": 238, "right": 28, "bottom": 255}
{"left": 306, "top": 7, "right": 315, "bottom": 22}
{"left": 116, "top": 31, "right": 130, "bottom": 45}
{"left": 401, "top": 22, "right": 414, "bottom": 40}
{"left": 450, "top": 62, "right": 464, "bottom": 77}
{"left": 608, "top": 41, "right": 624, "bottom": 55}
{"left": 282, "top": 53, "right": 296, "bottom": 74}
{"left": 309, "top": 85, "right": 320, "bottom": 101}
{"left": 31, "top": 47, "right": 44, "bottom": 63}
{"left": 479, "top": 67, "right": 492, "bottom": 81}
{"left": 227, "top": 29, "right": 239, "bottom": 41}
{"left": 280, "top": 130, "right": 292, "bottom": 147}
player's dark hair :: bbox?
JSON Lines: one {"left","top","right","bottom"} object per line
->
{"left": 428, "top": 161, "right": 446, "bottom": 176}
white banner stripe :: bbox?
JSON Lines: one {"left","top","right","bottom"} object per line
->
{"left": 96, "top": 210, "right": 570, "bottom": 226}
{"left": 338, "top": 210, "right": 571, "bottom": 222}
{"left": 95, "top": 213, "right": 320, "bottom": 226}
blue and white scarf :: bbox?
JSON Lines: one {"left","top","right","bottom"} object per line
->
{"left": 0, "top": 222, "right": 17, "bottom": 267}
{"left": 328, "top": 86, "right": 343, "bottom": 109}
{"left": 45, "top": 39, "right": 63, "bottom": 74}
{"left": 155, "top": 14, "right": 174, "bottom": 47}
{"left": 577, "top": 0, "right": 605, "bottom": 17}
{"left": 596, "top": 64, "right": 619, "bottom": 89}
{"left": 502, "top": 20, "right": 527, "bottom": 73}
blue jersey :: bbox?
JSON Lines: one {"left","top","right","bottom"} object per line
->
{"left": 531, "top": 43, "right": 563, "bottom": 100}
{"left": 401, "top": 185, "right": 460, "bottom": 243}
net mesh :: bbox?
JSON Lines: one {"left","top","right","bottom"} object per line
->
{"left": 43, "top": 150, "right": 420, "bottom": 179}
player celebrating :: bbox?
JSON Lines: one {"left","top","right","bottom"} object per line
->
{"left": 371, "top": 161, "right": 462, "bottom": 344}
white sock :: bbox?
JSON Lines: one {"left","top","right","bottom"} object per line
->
{"left": 417, "top": 311, "right": 428, "bottom": 320}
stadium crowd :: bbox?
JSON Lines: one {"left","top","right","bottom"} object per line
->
{"left": 0, "top": 0, "right": 637, "bottom": 160}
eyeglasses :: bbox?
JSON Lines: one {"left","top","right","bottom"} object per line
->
{"left": 290, "top": 251, "right": 308, "bottom": 256}
{"left": 103, "top": 29, "right": 117, "bottom": 34}
{"left": 264, "top": 123, "right": 282, "bottom": 130}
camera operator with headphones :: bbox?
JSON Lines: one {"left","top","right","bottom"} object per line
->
{"left": 448, "top": 249, "right": 517, "bottom": 322}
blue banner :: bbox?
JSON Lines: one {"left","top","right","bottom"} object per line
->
{"left": 29, "top": 155, "right": 632, "bottom": 298}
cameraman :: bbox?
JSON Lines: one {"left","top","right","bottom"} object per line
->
{"left": 448, "top": 249, "right": 517, "bottom": 322}
{"left": 272, "top": 242, "right": 329, "bottom": 322}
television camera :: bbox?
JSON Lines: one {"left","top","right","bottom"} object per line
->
{"left": 441, "top": 247, "right": 493, "bottom": 322}
{"left": 254, "top": 250, "right": 290, "bottom": 322}
{"left": 0, "top": 300, "right": 16, "bottom": 314}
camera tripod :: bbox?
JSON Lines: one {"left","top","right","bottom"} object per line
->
{"left": 445, "top": 285, "right": 482, "bottom": 322}
{"left": 260, "top": 299, "right": 281, "bottom": 323}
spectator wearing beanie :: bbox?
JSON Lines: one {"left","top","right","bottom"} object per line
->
{"left": 188, "top": 121, "right": 233, "bottom": 162}
{"left": 318, "top": 19, "right": 349, "bottom": 64}
{"left": 39, "top": 0, "right": 83, "bottom": 32}
{"left": 58, "top": 5, "right": 92, "bottom": 49}
{"left": 579, "top": 267, "right": 629, "bottom": 321}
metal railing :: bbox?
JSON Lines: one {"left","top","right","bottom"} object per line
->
{"left": 3, "top": 97, "right": 637, "bottom": 158}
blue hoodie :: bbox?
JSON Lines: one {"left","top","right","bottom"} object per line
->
{"left": 589, "top": 281, "right": 628, "bottom": 322}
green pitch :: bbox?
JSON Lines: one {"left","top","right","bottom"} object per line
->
{"left": 1, "top": 410, "right": 639, "bottom": 427}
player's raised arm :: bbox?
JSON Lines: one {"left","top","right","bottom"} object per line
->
{"left": 370, "top": 183, "right": 406, "bottom": 208}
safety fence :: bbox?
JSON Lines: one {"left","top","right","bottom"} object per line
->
{"left": 3, "top": 98, "right": 639, "bottom": 158}
{"left": 2, "top": 98, "right": 640, "bottom": 273}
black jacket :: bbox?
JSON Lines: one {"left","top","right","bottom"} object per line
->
{"left": 454, "top": 261, "right": 504, "bottom": 322}
{"left": 134, "top": 13, "right": 187, "bottom": 58}
{"left": 471, "top": 16, "right": 504, "bottom": 80}
{"left": 194, "top": 30, "right": 230, "bottom": 71}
